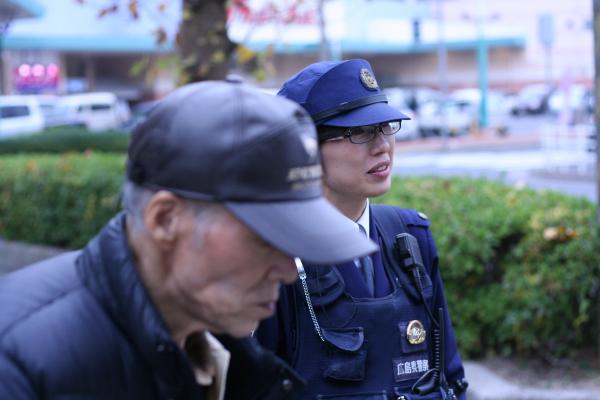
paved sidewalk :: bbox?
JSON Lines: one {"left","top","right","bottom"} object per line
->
{"left": 465, "top": 361, "right": 600, "bottom": 400}
{"left": 396, "top": 132, "right": 542, "bottom": 154}
{"left": 0, "top": 238, "right": 66, "bottom": 275}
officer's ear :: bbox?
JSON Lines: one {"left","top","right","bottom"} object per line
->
{"left": 143, "top": 190, "right": 184, "bottom": 250}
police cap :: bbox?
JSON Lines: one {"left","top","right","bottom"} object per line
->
{"left": 278, "top": 59, "right": 410, "bottom": 127}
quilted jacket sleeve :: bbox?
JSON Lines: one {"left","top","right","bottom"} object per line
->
{"left": 0, "top": 351, "right": 38, "bottom": 399}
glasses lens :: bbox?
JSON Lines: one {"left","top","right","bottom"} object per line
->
{"left": 381, "top": 121, "right": 401, "bottom": 135}
{"left": 319, "top": 127, "right": 346, "bottom": 142}
{"left": 348, "top": 126, "right": 376, "bottom": 144}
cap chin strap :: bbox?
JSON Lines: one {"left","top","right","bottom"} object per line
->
{"left": 311, "top": 94, "right": 389, "bottom": 125}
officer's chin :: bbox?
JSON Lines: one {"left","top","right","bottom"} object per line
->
{"left": 367, "top": 185, "right": 392, "bottom": 199}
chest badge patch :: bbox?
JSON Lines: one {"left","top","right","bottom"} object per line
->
{"left": 359, "top": 68, "right": 379, "bottom": 90}
{"left": 407, "top": 320, "right": 426, "bottom": 345}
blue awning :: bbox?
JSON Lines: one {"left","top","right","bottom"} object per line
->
{"left": 244, "top": 36, "right": 526, "bottom": 55}
{"left": 2, "top": 0, "right": 45, "bottom": 19}
{"left": 3, "top": 35, "right": 173, "bottom": 53}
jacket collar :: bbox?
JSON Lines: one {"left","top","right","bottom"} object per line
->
{"left": 75, "top": 213, "right": 305, "bottom": 400}
{"left": 76, "top": 213, "right": 197, "bottom": 394}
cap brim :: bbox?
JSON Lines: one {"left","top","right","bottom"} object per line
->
{"left": 225, "top": 198, "right": 378, "bottom": 264}
{"left": 321, "top": 102, "right": 410, "bottom": 127}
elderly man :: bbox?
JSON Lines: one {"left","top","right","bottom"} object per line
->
{"left": 0, "top": 81, "right": 376, "bottom": 400}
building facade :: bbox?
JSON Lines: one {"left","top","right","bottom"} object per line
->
{"left": 231, "top": 0, "right": 593, "bottom": 91}
{"left": 1, "top": 0, "right": 178, "bottom": 99}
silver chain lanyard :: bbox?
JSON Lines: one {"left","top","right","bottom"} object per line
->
{"left": 295, "top": 257, "right": 325, "bottom": 342}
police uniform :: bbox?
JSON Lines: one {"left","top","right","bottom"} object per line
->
{"left": 255, "top": 59, "right": 467, "bottom": 400}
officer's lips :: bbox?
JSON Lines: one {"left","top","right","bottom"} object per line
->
{"left": 367, "top": 161, "right": 391, "bottom": 177}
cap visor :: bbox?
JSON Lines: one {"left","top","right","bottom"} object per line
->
{"left": 323, "top": 102, "right": 410, "bottom": 127}
{"left": 225, "top": 198, "right": 378, "bottom": 264}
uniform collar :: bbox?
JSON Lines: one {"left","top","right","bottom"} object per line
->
{"left": 355, "top": 199, "right": 370, "bottom": 237}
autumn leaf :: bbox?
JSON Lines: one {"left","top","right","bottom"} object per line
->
{"left": 98, "top": 4, "right": 118, "bottom": 18}
{"left": 236, "top": 45, "right": 255, "bottom": 64}
{"left": 211, "top": 50, "right": 226, "bottom": 64}
{"left": 154, "top": 27, "right": 168, "bottom": 45}
{"left": 128, "top": 0, "right": 139, "bottom": 19}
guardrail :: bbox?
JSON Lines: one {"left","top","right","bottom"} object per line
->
{"left": 541, "top": 124, "right": 596, "bottom": 176}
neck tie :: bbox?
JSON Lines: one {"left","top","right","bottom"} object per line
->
{"left": 358, "top": 224, "right": 375, "bottom": 296}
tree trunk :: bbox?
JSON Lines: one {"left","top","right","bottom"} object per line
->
{"left": 178, "top": 0, "right": 236, "bottom": 82}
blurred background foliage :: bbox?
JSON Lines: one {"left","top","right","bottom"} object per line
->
{"left": 378, "top": 177, "right": 600, "bottom": 361}
{"left": 1, "top": 142, "right": 599, "bottom": 361}
{"left": 0, "top": 127, "right": 129, "bottom": 154}
{"left": 0, "top": 153, "right": 123, "bottom": 248}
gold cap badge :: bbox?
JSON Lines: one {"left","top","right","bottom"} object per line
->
{"left": 359, "top": 68, "right": 379, "bottom": 90}
{"left": 406, "top": 320, "right": 426, "bottom": 345}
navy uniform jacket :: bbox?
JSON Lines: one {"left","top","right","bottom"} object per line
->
{"left": 256, "top": 205, "right": 466, "bottom": 399}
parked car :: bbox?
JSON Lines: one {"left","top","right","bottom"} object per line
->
{"left": 418, "top": 99, "right": 475, "bottom": 137}
{"left": 383, "top": 87, "right": 419, "bottom": 140}
{"left": 121, "top": 100, "right": 159, "bottom": 132}
{"left": 451, "top": 88, "right": 511, "bottom": 135}
{"left": 547, "top": 84, "right": 592, "bottom": 124}
{"left": 61, "top": 92, "right": 131, "bottom": 131}
{"left": 34, "top": 95, "right": 85, "bottom": 128}
{"left": 511, "top": 84, "right": 554, "bottom": 115}
{"left": 0, "top": 95, "right": 45, "bottom": 138}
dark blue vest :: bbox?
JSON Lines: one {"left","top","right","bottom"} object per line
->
{"left": 255, "top": 206, "right": 467, "bottom": 400}
{"left": 289, "top": 208, "right": 447, "bottom": 399}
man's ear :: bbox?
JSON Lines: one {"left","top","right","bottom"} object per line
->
{"left": 143, "top": 191, "right": 184, "bottom": 250}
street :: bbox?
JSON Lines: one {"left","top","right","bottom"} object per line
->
{"left": 393, "top": 115, "right": 598, "bottom": 202}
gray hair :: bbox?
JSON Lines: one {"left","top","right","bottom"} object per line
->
{"left": 121, "top": 180, "right": 222, "bottom": 239}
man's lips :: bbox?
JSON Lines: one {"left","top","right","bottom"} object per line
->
{"left": 257, "top": 301, "right": 276, "bottom": 314}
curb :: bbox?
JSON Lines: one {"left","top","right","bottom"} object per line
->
{"left": 0, "top": 238, "right": 66, "bottom": 275}
{"left": 464, "top": 361, "right": 600, "bottom": 400}
{"left": 396, "top": 133, "right": 541, "bottom": 154}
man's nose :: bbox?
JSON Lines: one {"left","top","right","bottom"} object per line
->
{"left": 278, "top": 255, "right": 298, "bottom": 284}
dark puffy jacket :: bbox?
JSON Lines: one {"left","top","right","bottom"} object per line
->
{"left": 0, "top": 214, "right": 304, "bottom": 399}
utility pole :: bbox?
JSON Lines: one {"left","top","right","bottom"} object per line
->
{"left": 317, "top": 0, "right": 331, "bottom": 61}
{"left": 0, "top": 19, "right": 13, "bottom": 95}
{"left": 476, "top": 0, "right": 488, "bottom": 129}
{"left": 436, "top": 0, "right": 449, "bottom": 147}
{"left": 595, "top": 1, "right": 600, "bottom": 223}
{"left": 593, "top": 0, "right": 600, "bottom": 361}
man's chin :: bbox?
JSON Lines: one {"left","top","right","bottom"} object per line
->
{"left": 224, "top": 321, "right": 260, "bottom": 338}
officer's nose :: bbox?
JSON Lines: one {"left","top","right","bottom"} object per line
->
{"left": 370, "top": 129, "right": 392, "bottom": 153}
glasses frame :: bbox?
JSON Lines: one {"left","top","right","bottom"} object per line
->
{"left": 320, "top": 121, "right": 402, "bottom": 144}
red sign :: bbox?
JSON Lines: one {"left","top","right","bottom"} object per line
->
{"left": 13, "top": 63, "right": 60, "bottom": 93}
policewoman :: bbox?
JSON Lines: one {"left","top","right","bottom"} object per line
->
{"left": 255, "top": 59, "right": 468, "bottom": 400}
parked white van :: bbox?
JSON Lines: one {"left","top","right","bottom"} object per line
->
{"left": 0, "top": 95, "right": 45, "bottom": 138}
{"left": 61, "top": 92, "right": 131, "bottom": 131}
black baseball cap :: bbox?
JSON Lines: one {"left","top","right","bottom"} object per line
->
{"left": 126, "top": 81, "right": 377, "bottom": 264}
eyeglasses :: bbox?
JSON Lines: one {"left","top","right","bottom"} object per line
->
{"left": 320, "top": 121, "right": 402, "bottom": 144}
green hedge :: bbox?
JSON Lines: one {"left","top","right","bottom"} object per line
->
{"left": 0, "top": 126, "right": 129, "bottom": 154}
{"left": 1, "top": 154, "right": 599, "bottom": 360}
{"left": 0, "top": 153, "right": 124, "bottom": 248}
{"left": 377, "top": 177, "right": 600, "bottom": 359}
